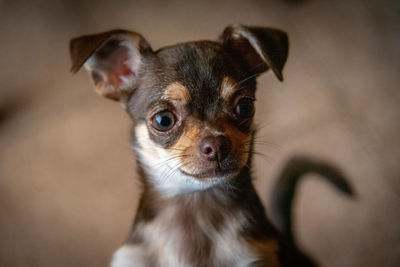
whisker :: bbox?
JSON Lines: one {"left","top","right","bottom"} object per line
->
{"left": 237, "top": 73, "right": 258, "bottom": 85}
{"left": 242, "top": 150, "right": 275, "bottom": 164}
{"left": 151, "top": 154, "right": 190, "bottom": 171}
{"left": 233, "top": 63, "right": 265, "bottom": 87}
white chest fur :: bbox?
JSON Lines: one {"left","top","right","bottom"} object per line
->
{"left": 110, "top": 204, "right": 261, "bottom": 267}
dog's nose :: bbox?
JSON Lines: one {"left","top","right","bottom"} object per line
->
{"left": 199, "top": 135, "right": 231, "bottom": 162}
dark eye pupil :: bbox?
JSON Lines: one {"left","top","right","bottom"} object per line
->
{"left": 236, "top": 98, "right": 254, "bottom": 117}
{"left": 156, "top": 115, "right": 171, "bottom": 127}
{"left": 152, "top": 111, "right": 175, "bottom": 131}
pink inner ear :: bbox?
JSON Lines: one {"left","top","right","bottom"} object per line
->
{"left": 103, "top": 45, "right": 134, "bottom": 89}
{"left": 106, "top": 64, "right": 133, "bottom": 89}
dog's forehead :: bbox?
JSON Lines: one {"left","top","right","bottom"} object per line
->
{"left": 128, "top": 41, "right": 250, "bottom": 119}
{"left": 157, "top": 41, "right": 224, "bottom": 82}
{"left": 155, "top": 42, "right": 244, "bottom": 114}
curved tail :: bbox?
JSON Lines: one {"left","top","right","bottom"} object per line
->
{"left": 271, "top": 156, "right": 355, "bottom": 266}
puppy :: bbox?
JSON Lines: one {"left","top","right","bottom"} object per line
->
{"left": 69, "top": 25, "right": 352, "bottom": 267}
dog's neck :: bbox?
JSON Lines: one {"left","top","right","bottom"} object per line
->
{"left": 135, "top": 162, "right": 261, "bottom": 218}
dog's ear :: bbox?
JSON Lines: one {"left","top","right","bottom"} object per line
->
{"left": 221, "top": 24, "right": 289, "bottom": 81}
{"left": 69, "top": 29, "right": 152, "bottom": 101}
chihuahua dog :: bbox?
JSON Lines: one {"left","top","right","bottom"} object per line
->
{"left": 69, "top": 25, "right": 353, "bottom": 267}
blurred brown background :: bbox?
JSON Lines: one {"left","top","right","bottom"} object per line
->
{"left": 0, "top": 0, "right": 399, "bottom": 266}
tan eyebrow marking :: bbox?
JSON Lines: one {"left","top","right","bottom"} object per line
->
{"left": 162, "top": 82, "right": 190, "bottom": 104}
{"left": 220, "top": 76, "right": 237, "bottom": 100}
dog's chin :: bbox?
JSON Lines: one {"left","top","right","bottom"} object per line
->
{"left": 179, "top": 167, "right": 239, "bottom": 181}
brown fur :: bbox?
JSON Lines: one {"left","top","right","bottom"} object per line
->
{"left": 250, "top": 239, "right": 281, "bottom": 267}
{"left": 166, "top": 121, "right": 201, "bottom": 172}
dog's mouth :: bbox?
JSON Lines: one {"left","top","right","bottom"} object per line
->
{"left": 179, "top": 167, "right": 238, "bottom": 179}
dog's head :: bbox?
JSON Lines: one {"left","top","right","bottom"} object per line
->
{"left": 70, "top": 25, "right": 288, "bottom": 196}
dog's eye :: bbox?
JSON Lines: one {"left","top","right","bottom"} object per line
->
{"left": 235, "top": 98, "right": 255, "bottom": 118}
{"left": 152, "top": 111, "right": 176, "bottom": 131}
